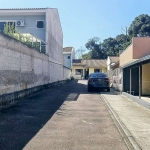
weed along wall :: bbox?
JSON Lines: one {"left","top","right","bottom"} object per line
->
{"left": 0, "top": 33, "right": 71, "bottom": 106}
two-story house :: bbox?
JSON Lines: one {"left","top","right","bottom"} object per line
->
{"left": 63, "top": 47, "right": 75, "bottom": 69}
{"left": 0, "top": 8, "right": 63, "bottom": 65}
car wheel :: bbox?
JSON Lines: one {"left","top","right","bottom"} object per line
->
{"left": 88, "top": 87, "right": 92, "bottom": 92}
{"left": 107, "top": 88, "right": 110, "bottom": 92}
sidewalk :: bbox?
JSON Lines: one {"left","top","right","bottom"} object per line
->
{"left": 101, "top": 90, "right": 150, "bottom": 150}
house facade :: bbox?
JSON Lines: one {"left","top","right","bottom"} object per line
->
{"left": 0, "top": 8, "right": 63, "bottom": 65}
{"left": 0, "top": 8, "right": 72, "bottom": 104}
{"left": 72, "top": 59, "right": 107, "bottom": 79}
{"left": 106, "top": 56, "right": 119, "bottom": 71}
{"left": 106, "top": 56, "right": 120, "bottom": 90}
{"left": 120, "top": 37, "right": 150, "bottom": 96}
{"left": 63, "top": 47, "right": 75, "bottom": 69}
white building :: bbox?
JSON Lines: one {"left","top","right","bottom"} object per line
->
{"left": 63, "top": 47, "right": 75, "bottom": 69}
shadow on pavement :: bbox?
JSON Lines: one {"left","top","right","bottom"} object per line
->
{"left": 0, "top": 79, "right": 101, "bottom": 150}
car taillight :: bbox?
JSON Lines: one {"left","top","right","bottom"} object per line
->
{"left": 89, "top": 78, "right": 93, "bottom": 82}
{"left": 105, "top": 78, "right": 109, "bottom": 82}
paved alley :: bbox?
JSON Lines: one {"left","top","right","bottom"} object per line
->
{"left": 0, "top": 80, "right": 128, "bottom": 150}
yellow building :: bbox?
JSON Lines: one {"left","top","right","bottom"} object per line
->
{"left": 72, "top": 59, "right": 107, "bottom": 79}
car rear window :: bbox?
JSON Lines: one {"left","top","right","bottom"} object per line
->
{"left": 91, "top": 73, "right": 107, "bottom": 78}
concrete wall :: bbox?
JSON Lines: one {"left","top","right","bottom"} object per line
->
{"left": 0, "top": 15, "right": 46, "bottom": 41}
{"left": 106, "top": 68, "right": 123, "bottom": 91}
{"left": 63, "top": 66, "right": 71, "bottom": 79}
{"left": 120, "top": 37, "right": 150, "bottom": 67}
{"left": 142, "top": 63, "right": 150, "bottom": 95}
{"left": 0, "top": 33, "right": 71, "bottom": 96}
{"left": 46, "top": 9, "right": 63, "bottom": 64}
{"left": 133, "top": 37, "right": 150, "bottom": 59}
{"left": 120, "top": 44, "right": 133, "bottom": 67}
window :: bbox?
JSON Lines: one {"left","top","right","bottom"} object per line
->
{"left": 67, "top": 56, "right": 70, "bottom": 59}
{"left": 75, "top": 69, "right": 83, "bottom": 75}
{"left": 91, "top": 73, "right": 107, "bottom": 78}
{"left": 0, "top": 22, "right": 15, "bottom": 32}
{"left": 37, "top": 21, "right": 44, "bottom": 28}
{"left": 94, "top": 69, "right": 101, "bottom": 72}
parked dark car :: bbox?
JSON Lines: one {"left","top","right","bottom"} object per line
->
{"left": 87, "top": 72, "right": 110, "bottom": 92}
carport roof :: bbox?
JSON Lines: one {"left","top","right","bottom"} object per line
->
{"left": 123, "top": 55, "right": 150, "bottom": 69}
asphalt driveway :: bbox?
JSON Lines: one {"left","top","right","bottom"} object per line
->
{"left": 0, "top": 80, "right": 128, "bottom": 150}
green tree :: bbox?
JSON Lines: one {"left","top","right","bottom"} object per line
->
{"left": 75, "top": 47, "right": 86, "bottom": 59}
{"left": 82, "top": 51, "right": 92, "bottom": 59}
{"left": 25, "top": 35, "right": 32, "bottom": 47}
{"left": 3, "top": 23, "right": 42, "bottom": 52}
{"left": 3, "top": 22, "right": 16, "bottom": 38}
{"left": 102, "top": 37, "right": 117, "bottom": 55}
{"left": 85, "top": 37, "right": 107, "bottom": 59}
{"left": 33, "top": 39, "right": 40, "bottom": 51}
{"left": 9, "top": 22, "right": 15, "bottom": 37}
{"left": 3, "top": 22, "right": 9, "bottom": 35}
{"left": 115, "top": 34, "right": 131, "bottom": 50}
{"left": 128, "top": 14, "right": 150, "bottom": 37}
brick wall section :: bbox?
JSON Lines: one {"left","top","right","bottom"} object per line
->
{"left": 0, "top": 33, "right": 71, "bottom": 99}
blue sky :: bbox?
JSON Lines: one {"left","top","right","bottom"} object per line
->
{"left": 1, "top": 0, "right": 150, "bottom": 52}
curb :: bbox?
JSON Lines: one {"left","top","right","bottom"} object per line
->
{"left": 100, "top": 94, "right": 142, "bottom": 150}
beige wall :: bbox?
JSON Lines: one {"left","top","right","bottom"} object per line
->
{"left": 72, "top": 66, "right": 107, "bottom": 79}
{"left": 120, "top": 37, "right": 150, "bottom": 67}
{"left": 133, "top": 37, "right": 150, "bottom": 59}
{"left": 102, "top": 68, "right": 107, "bottom": 72}
{"left": 72, "top": 66, "right": 84, "bottom": 79}
{"left": 119, "top": 44, "right": 133, "bottom": 67}
{"left": 142, "top": 63, "right": 150, "bottom": 95}
{"left": 46, "top": 9, "right": 63, "bottom": 64}
{"left": 89, "top": 68, "right": 94, "bottom": 74}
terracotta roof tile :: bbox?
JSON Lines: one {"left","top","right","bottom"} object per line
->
{"left": 73, "top": 59, "right": 107, "bottom": 68}
{"left": 109, "top": 56, "right": 119, "bottom": 63}
{"left": 63, "top": 47, "right": 73, "bottom": 52}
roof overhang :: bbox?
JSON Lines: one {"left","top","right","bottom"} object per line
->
{"left": 123, "top": 55, "right": 150, "bottom": 69}
{"left": 0, "top": 8, "right": 47, "bottom": 16}
{"left": 63, "top": 52, "right": 72, "bottom": 54}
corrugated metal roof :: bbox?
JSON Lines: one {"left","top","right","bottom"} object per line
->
{"left": 123, "top": 55, "right": 150, "bottom": 69}
{"left": 72, "top": 59, "right": 107, "bottom": 68}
